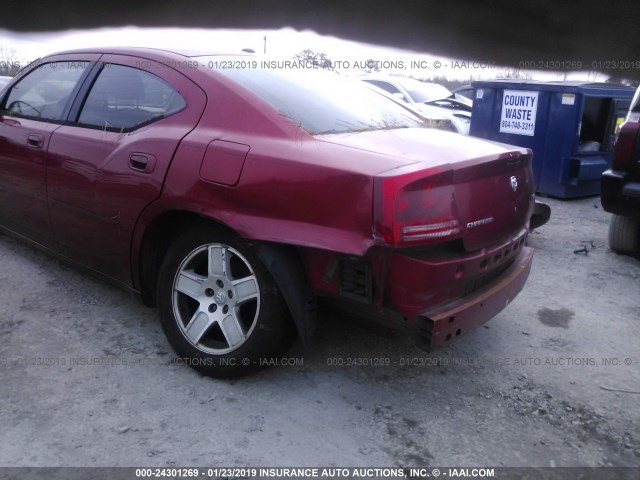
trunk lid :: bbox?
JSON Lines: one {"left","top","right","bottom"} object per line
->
{"left": 318, "top": 128, "right": 534, "bottom": 251}
{"left": 452, "top": 152, "right": 533, "bottom": 251}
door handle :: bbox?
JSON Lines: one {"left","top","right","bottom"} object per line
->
{"left": 129, "top": 153, "right": 156, "bottom": 173}
{"left": 27, "top": 133, "right": 44, "bottom": 149}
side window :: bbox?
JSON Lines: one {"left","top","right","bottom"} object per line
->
{"left": 2, "top": 62, "right": 89, "bottom": 121}
{"left": 78, "top": 64, "right": 186, "bottom": 131}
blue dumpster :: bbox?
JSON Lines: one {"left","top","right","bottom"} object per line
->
{"left": 469, "top": 80, "right": 635, "bottom": 198}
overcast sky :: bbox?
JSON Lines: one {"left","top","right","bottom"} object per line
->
{"left": 0, "top": 27, "right": 607, "bottom": 82}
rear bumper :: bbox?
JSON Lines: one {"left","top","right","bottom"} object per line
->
{"left": 307, "top": 229, "right": 534, "bottom": 350}
{"left": 385, "top": 228, "right": 529, "bottom": 320}
{"left": 416, "top": 246, "right": 534, "bottom": 351}
{"left": 601, "top": 170, "right": 640, "bottom": 219}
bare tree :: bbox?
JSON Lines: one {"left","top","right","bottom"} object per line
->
{"left": 496, "top": 68, "right": 532, "bottom": 80}
{"left": 0, "top": 45, "right": 20, "bottom": 76}
{"left": 293, "top": 49, "right": 334, "bottom": 70}
{"left": 363, "top": 59, "right": 380, "bottom": 74}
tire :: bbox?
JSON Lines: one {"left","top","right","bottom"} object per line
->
{"left": 608, "top": 214, "right": 640, "bottom": 254}
{"left": 157, "top": 226, "right": 295, "bottom": 378}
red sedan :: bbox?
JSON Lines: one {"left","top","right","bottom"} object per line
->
{"left": 0, "top": 48, "right": 535, "bottom": 377}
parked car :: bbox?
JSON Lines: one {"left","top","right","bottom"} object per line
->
{"left": 601, "top": 86, "right": 640, "bottom": 253}
{"left": 0, "top": 48, "right": 536, "bottom": 378}
{"left": 361, "top": 75, "right": 473, "bottom": 135}
{"left": 452, "top": 84, "right": 475, "bottom": 101}
{"left": 361, "top": 80, "right": 457, "bottom": 133}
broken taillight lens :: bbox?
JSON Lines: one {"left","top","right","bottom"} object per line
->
{"left": 374, "top": 167, "right": 461, "bottom": 247}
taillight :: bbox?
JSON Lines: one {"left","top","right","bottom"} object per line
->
{"left": 612, "top": 121, "right": 640, "bottom": 172}
{"left": 374, "top": 167, "right": 460, "bottom": 247}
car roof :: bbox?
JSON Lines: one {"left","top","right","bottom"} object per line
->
{"left": 42, "top": 46, "right": 246, "bottom": 59}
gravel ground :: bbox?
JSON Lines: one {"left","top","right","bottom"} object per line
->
{"left": 0, "top": 196, "right": 638, "bottom": 469}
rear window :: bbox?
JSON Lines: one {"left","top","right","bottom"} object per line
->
{"left": 208, "top": 61, "right": 424, "bottom": 134}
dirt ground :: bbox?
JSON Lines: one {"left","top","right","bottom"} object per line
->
{"left": 0, "top": 196, "right": 638, "bottom": 469}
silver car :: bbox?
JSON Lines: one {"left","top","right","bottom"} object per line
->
{"left": 361, "top": 75, "right": 472, "bottom": 135}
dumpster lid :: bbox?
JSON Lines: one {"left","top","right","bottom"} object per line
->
{"left": 470, "top": 79, "right": 635, "bottom": 95}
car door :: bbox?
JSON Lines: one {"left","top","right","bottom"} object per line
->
{"left": 0, "top": 58, "right": 97, "bottom": 246}
{"left": 46, "top": 55, "right": 207, "bottom": 284}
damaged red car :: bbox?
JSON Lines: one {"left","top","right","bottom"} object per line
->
{"left": 0, "top": 48, "right": 535, "bottom": 377}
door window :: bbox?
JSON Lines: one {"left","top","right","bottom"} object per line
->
{"left": 2, "top": 62, "right": 89, "bottom": 121}
{"left": 78, "top": 64, "right": 186, "bottom": 132}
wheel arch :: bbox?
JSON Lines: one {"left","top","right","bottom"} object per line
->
{"left": 135, "top": 210, "right": 315, "bottom": 345}
{"left": 251, "top": 241, "right": 316, "bottom": 346}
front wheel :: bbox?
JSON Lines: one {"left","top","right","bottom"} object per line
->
{"left": 157, "top": 226, "right": 295, "bottom": 378}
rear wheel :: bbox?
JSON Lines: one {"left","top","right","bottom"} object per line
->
{"left": 608, "top": 214, "right": 640, "bottom": 254}
{"left": 157, "top": 226, "right": 294, "bottom": 378}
